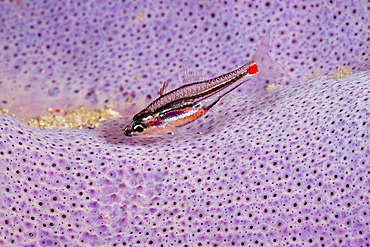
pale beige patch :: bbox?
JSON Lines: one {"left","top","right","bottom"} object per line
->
{"left": 13, "top": 0, "right": 26, "bottom": 7}
{"left": 23, "top": 104, "right": 121, "bottom": 129}
{"left": 134, "top": 11, "right": 145, "bottom": 24}
{"left": 334, "top": 66, "right": 353, "bottom": 79}
{"left": 266, "top": 84, "right": 283, "bottom": 90}
{"left": 1, "top": 109, "right": 9, "bottom": 114}
{"left": 134, "top": 75, "right": 142, "bottom": 80}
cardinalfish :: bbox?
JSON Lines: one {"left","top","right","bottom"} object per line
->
{"left": 124, "top": 31, "right": 287, "bottom": 137}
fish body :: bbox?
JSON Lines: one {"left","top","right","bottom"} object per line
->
{"left": 124, "top": 31, "right": 287, "bottom": 137}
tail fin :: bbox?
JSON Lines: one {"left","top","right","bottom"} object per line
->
{"left": 250, "top": 31, "right": 288, "bottom": 78}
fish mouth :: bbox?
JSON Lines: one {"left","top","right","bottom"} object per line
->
{"left": 124, "top": 128, "right": 133, "bottom": 137}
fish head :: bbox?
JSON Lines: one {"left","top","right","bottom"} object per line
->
{"left": 124, "top": 110, "right": 166, "bottom": 137}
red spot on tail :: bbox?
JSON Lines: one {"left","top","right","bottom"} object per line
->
{"left": 248, "top": 63, "right": 259, "bottom": 74}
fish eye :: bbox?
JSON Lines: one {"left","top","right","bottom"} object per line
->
{"left": 133, "top": 122, "right": 147, "bottom": 133}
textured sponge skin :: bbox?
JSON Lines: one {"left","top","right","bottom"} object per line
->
{"left": 0, "top": 1, "right": 368, "bottom": 118}
{"left": 1, "top": 70, "right": 369, "bottom": 246}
